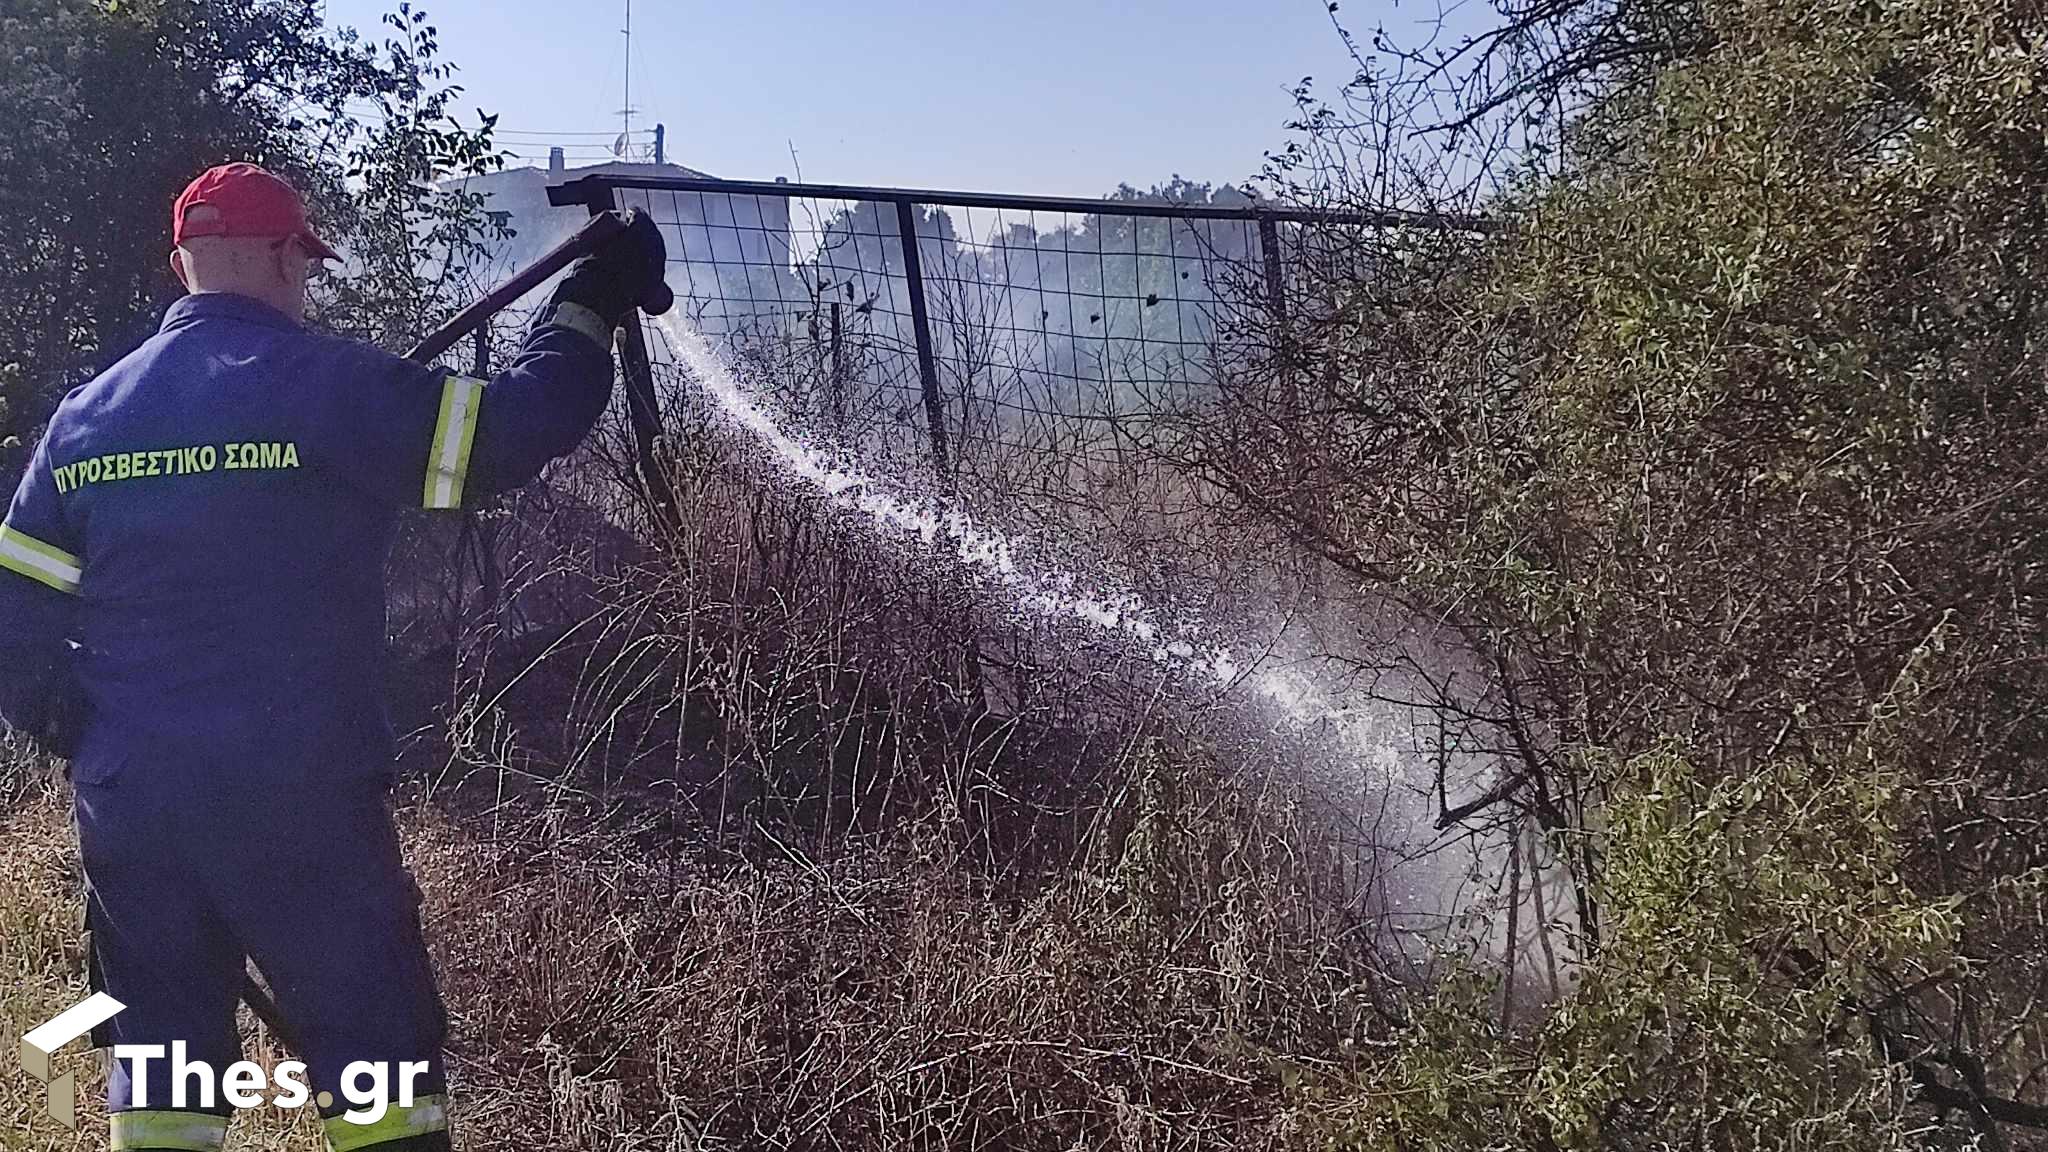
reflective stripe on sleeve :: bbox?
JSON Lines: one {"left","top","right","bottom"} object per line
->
{"left": 110, "top": 1110, "right": 229, "bottom": 1151}
{"left": 543, "top": 300, "right": 613, "bottom": 349}
{"left": 325, "top": 1093, "right": 450, "bottom": 1152}
{"left": 0, "top": 524, "right": 82, "bottom": 594}
{"left": 424, "top": 375, "right": 483, "bottom": 509}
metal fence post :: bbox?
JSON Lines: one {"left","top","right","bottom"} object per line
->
{"left": 895, "top": 199, "right": 953, "bottom": 481}
{"left": 583, "top": 190, "right": 682, "bottom": 533}
{"left": 1258, "top": 214, "right": 1291, "bottom": 367}
{"left": 468, "top": 324, "right": 503, "bottom": 618}
{"left": 828, "top": 300, "right": 845, "bottom": 432}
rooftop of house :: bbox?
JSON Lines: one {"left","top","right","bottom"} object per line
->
{"left": 445, "top": 158, "right": 718, "bottom": 199}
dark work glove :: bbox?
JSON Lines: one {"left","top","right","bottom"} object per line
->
{"left": 549, "top": 208, "right": 674, "bottom": 330}
{"left": 39, "top": 663, "right": 87, "bottom": 760}
{"left": 0, "top": 640, "right": 87, "bottom": 761}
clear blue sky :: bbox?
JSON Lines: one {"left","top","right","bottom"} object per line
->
{"left": 315, "top": 0, "right": 1453, "bottom": 198}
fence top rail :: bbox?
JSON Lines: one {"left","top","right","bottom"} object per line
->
{"left": 546, "top": 174, "right": 1499, "bottom": 233}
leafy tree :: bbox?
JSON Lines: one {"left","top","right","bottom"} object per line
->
{"left": 317, "top": 2, "right": 510, "bottom": 356}
{"left": 0, "top": 0, "right": 504, "bottom": 467}
{"left": 1208, "top": 0, "right": 2048, "bottom": 1143}
{"left": 1325, "top": 751, "right": 1963, "bottom": 1150}
{"left": 0, "top": 0, "right": 355, "bottom": 448}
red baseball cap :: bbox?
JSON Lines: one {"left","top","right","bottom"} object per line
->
{"left": 172, "top": 163, "right": 341, "bottom": 263}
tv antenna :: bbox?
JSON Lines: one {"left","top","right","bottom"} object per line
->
{"left": 617, "top": 0, "right": 639, "bottom": 158}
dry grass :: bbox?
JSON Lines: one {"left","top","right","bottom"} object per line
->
{"left": 0, "top": 762, "right": 326, "bottom": 1152}
{"left": 1, "top": 764, "right": 103, "bottom": 1152}
{"left": 2, "top": 737, "right": 1397, "bottom": 1151}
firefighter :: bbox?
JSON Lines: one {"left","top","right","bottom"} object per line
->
{"left": 0, "top": 163, "right": 671, "bottom": 1151}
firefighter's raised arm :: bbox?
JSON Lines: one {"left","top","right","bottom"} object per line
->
{"left": 307, "top": 209, "right": 672, "bottom": 509}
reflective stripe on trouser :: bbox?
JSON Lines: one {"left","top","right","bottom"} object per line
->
{"left": 423, "top": 374, "right": 482, "bottom": 509}
{"left": 325, "top": 1094, "right": 451, "bottom": 1152}
{"left": 110, "top": 1110, "right": 229, "bottom": 1151}
{"left": 0, "top": 523, "right": 82, "bottom": 593}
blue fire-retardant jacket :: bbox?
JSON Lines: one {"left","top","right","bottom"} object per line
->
{"left": 0, "top": 292, "right": 615, "bottom": 786}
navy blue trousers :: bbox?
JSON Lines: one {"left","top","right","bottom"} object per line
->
{"left": 73, "top": 762, "right": 448, "bottom": 1138}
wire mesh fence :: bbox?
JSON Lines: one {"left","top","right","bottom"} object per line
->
{"left": 545, "top": 176, "right": 1441, "bottom": 519}
{"left": 404, "top": 177, "right": 1518, "bottom": 931}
